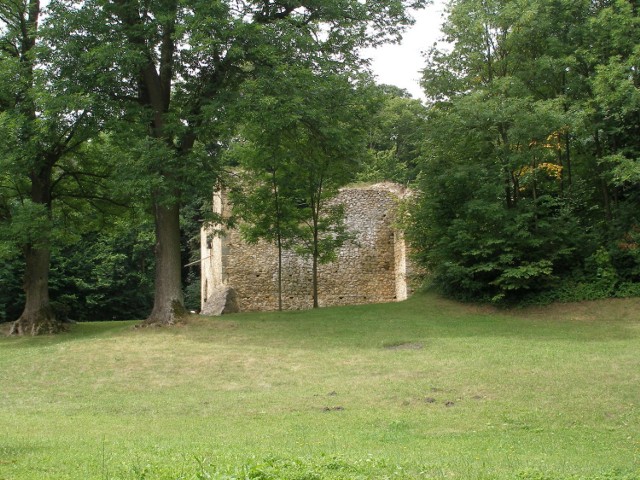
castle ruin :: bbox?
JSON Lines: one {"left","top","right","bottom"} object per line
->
{"left": 200, "top": 183, "right": 413, "bottom": 313}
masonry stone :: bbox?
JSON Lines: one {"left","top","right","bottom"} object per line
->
{"left": 200, "top": 183, "right": 413, "bottom": 313}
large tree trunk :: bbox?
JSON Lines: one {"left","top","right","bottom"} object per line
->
{"left": 10, "top": 245, "right": 63, "bottom": 335}
{"left": 10, "top": 166, "right": 64, "bottom": 335}
{"left": 143, "top": 200, "right": 188, "bottom": 326}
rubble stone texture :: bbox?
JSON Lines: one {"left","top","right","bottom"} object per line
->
{"left": 200, "top": 183, "right": 414, "bottom": 313}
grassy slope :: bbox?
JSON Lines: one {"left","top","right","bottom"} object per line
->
{"left": 0, "top": 293, "right": 639, "bottom": 479}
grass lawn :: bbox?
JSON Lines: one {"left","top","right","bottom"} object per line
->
{"left": 1, "top": 292, "right": 639, "bottom": 479}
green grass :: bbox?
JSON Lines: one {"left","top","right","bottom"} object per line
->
{"left": 1, "top": 293, "right": 639, "bottom": 479}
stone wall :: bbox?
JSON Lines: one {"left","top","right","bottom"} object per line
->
{"left": 201, "top": 183, "right": 412, "bottom": 313}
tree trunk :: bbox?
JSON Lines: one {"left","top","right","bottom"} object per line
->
{"left": 113, "top": 3, "right": 187, "bottom": 326}
{"left": 601, "top": 179, "right": 613, "bottom": 224}
{"left": 143, "top": 200, "right": 188, "bottom": 325}
{"left": 565, "top": 130, "right": 572, "bottom": 188}
{"left": 311, "top": 213, "right": 319, "bottom": 309}
{"left": 10, "top": 166, "right": 64, "bottom": 335}
{"left": 277, "top": 234, "right": 283, "bottom": 311}
{"left": 10, "top": 245, "right": 63, "bottom": 335}
{"left": 593, "top": 130, "right": 612, "bottom": 223}
{"left": 310, "top": 180, "right": 323, "bottom": 309}
{"left": 312, "top": 249, "right": 319, "bottom": 309}
{"left": 271, "top": 169, "right": 283, "bottom": 311}
{"left": 8, "top": 0, "right": 62, "bottom": 336}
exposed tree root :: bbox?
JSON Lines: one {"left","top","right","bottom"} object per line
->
{"left": 9, "top": 307, "right": 66, "bottom": 336}
{"left": 138, "top": 300, "right": 190, "bottom": 328}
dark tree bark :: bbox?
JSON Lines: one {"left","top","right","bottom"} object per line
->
{"left": 11, "top": 165, "right": 66, "bottom": 335}
{"left": 10, "top": 154, "right": 68, "bottom": 333}
{"left": 10, "top": 244, "right": 63, "bottom": 335}
{"left": 143, "top": 202, "right": 188, "bottom": 325}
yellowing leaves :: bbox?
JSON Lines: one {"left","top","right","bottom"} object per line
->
{"left": 517, "top": 162, "right": 563, "bottom": 183}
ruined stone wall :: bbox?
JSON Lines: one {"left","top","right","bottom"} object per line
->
{"left": 201, "top": 183, "right": 412, "bottom": 313}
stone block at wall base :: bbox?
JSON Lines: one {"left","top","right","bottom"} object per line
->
{"left": 201, "top": 286, "right": 240, "bottom": 316}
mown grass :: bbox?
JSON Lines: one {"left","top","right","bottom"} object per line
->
{"left": 0, "top": 293, "right": 639, "bottom": 479}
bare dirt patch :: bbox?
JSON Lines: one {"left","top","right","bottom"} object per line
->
{"left": 322, "top": 406, "right": 345, "bottom": 412}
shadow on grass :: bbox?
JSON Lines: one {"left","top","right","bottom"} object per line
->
{"left": 0, "top": 320, "right": 139, "bottom": 348}
{"left": 185, "top": 293, "right": 640, "bottom": 348}
{"left": 2, "top": 293, "right": 639, "bottom": 349}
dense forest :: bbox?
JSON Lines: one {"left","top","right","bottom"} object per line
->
{"left": 413, "top": 0, "right": 640, "bottom": 303}
{"left": 1, "top": 0, "right": 639, "bottom": 334}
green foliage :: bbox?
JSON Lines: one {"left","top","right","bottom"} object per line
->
{"left": 52, "top": 226, "right": 155, "bottom": 321}
{"left": 38, "top": 0, "right": 428, "bottom": 321}
{"left": 413, "top": 0, "right": 640, "bottom": 303}
{"left": 358, "top": 86, "right": 428, "bottom": 184}
{"left": 227, "top": 64, "right": 371, "bottom": 306}
{"left": 0, "top": 0, "right": 139, "bottom": 329}
{"left": 411, "top": 180, "right": 583, "bottom": 302}
{"left": 41, "top": 217, "right": 156, "bottom": 322}
{"left": 2, "top": 200, "right": 52, "bottom": 249}
{"left": 0, "top": 255, "right": 24, "bottom": 323}
{"left": 0, "top": 224, "right": 156, "bottom": 323}
{"left": 525, "top": 242, "right": 640, "bottom": 305}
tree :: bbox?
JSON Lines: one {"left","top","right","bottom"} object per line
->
{"left": 414, "top": 0, "right": 640, "bottom": 303}
{"left": 227, "top": 148, "right": 303, "bottom": 311}
{"left": 358, "top": 85, "right": 428, "bottom": 183}
{"left": 60, "top": 0, "right": 426, "bottom": 324}
{"left": 415, "top": 0, "right": 570, "bottom": 301}
{"left": 229, "top": 65, "right": 371, "bottom": 308}
{"left": 0, "top": 0, "right": 116, "bottom": 334}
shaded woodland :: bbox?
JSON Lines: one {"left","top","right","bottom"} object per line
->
{"left": 2, "top": 0, "right": 639, "bottom": 333}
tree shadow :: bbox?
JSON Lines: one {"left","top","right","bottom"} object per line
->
{"left": 0, "top": 320, "right": 138, "bottom": 348}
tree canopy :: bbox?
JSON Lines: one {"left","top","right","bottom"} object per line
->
{"left": 1, "top": 0, "right": 426, "bottom": 333}
{"left": 228, "top": 64, "right": 372, "bottom": 308}
{"left": 411, "top": 0, "right": 640, "bottom": 303}
{"left": 3, "top": 0, "right": 640, "bottom": 332}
